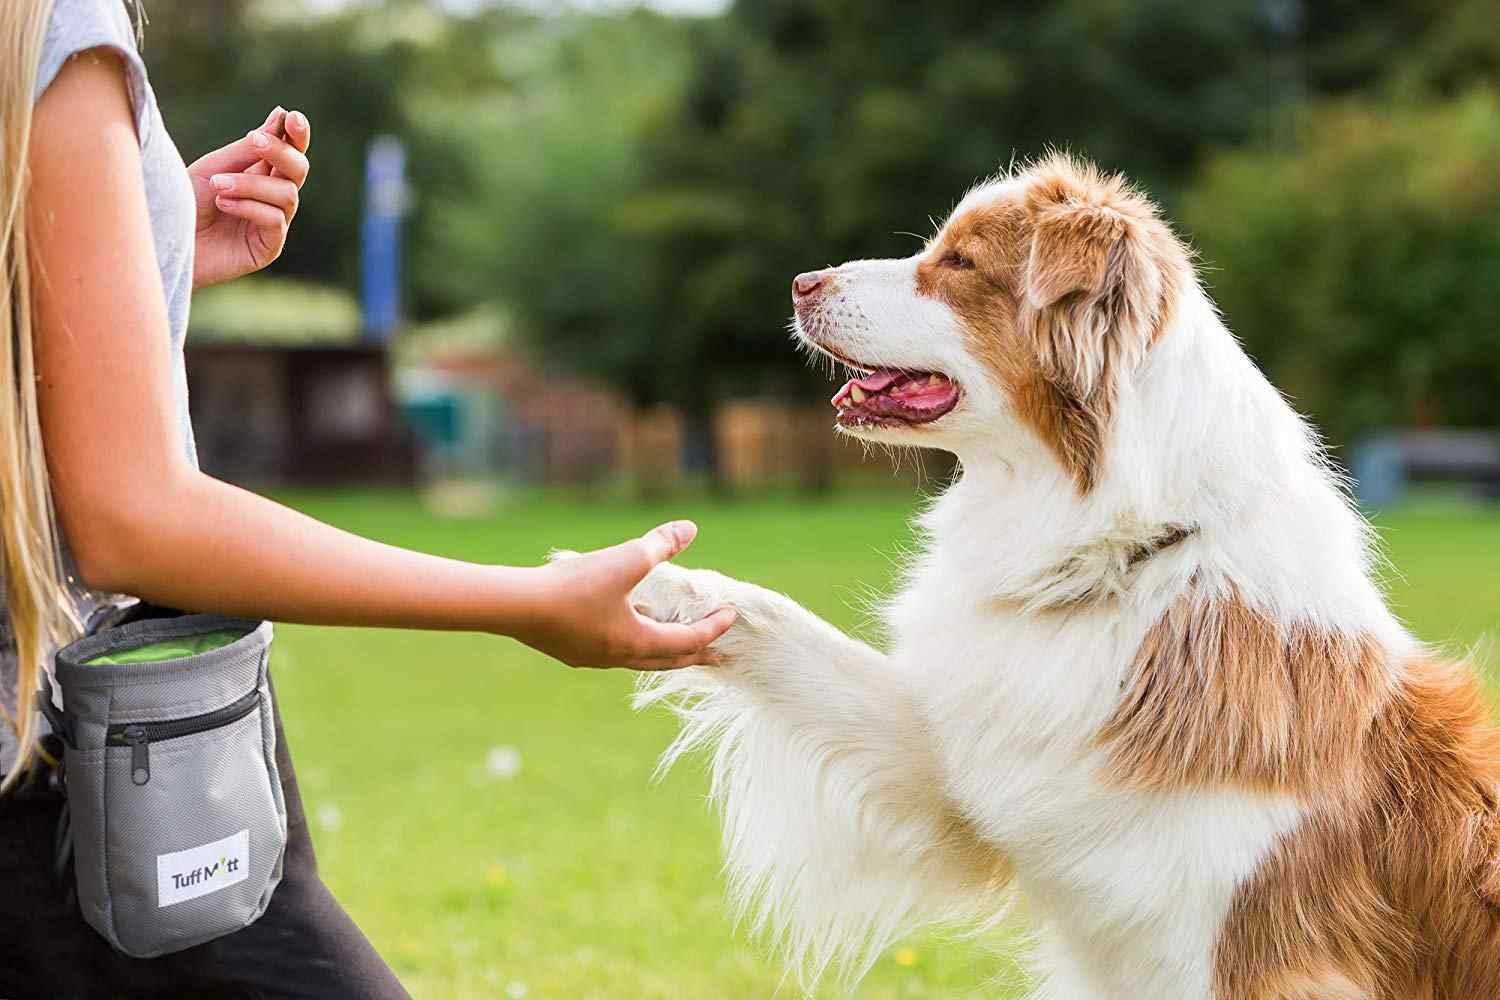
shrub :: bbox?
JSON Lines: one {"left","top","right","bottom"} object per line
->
{"left": 1181, "top": 90, "right": 1500, "bottom": 445}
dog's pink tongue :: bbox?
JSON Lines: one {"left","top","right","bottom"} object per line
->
{"left": 831, "top": 370, "right": 903, "bottom": 407}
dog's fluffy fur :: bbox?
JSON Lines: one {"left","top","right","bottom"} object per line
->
{"left": 632, "top": 155, "right": 1500, "bottom": 998}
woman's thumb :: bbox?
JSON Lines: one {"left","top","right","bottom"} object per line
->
{"left": 639, "top": 520, "right": 697, "bottom": 568}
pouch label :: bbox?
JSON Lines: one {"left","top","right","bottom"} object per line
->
{"left": 157, "top": 829, "right": 249, "bottom": 907}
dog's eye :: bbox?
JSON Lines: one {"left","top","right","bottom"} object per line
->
{"left": 938, "top": 250, "right": 973, "bottom": 270}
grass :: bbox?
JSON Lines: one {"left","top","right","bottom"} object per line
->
{"left": 267, "top": 489, "right": 1500, "bottom": 999}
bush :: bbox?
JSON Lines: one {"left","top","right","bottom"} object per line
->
{"left": 1182, "top": 90, "right": 1500, "bottom": 445}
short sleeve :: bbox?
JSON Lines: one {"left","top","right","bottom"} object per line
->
{"left": 33, "top": 0, "right": 153, "bottom": 145}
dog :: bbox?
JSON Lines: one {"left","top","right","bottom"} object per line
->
{"left": 631, "top": 154, "right": 1500, "bottom": 999}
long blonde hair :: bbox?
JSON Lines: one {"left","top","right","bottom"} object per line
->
{"left": 2, "top": 0, "right": 85, "bottom": 789}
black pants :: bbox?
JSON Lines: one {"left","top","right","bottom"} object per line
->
{"left": 0, "top": 681, "right": 410, "bottom": 1000}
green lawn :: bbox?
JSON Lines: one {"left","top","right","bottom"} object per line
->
{"left": 268, "top": 490, "right": 1500, "bottom": 999}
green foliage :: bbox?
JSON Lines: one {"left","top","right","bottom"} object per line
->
{"left": 607, "top": 0, "right": 1288, "bottom": 416}
{"left": 415, "top": 11, "right": 697, "bottom": 398}
{"left": 189, "top": 276, "right": 360, "bottom": 343}
{"left": 144, "top": 0, "right": 1500, "bottom": 450}
{"left": 1297, "top": 0, "right": 1500, "bottom": 99}
{"left": 145, "top": 1, "right": 519, "bottom": 319}
{"left": 475, "top": 0, "right": 1500, "bottom": 446}
{"left": 1182, "top": 90, "right": 1500, "bottom": 443}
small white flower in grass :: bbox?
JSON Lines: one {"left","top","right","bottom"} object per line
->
{"left": 486, "top": 746, "right": 522, "bottom": 780}
{"left": 315, "top": 804, "right": 343, "bottom": 832}
{"left": 505, "top": 982, "right": 528, "bottom": 999}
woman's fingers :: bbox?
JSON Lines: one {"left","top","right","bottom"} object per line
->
{"left": 284, "top": 109, "right": 311, "bottom": 154}
{"left": 634, "top": 607, "right": 737, "bottom": 658}
{"left": 266, "top": 111, "right": 310, "bottom": 182}
{"left": 210, "top": 173, "right": 299, "bottom": 219}
{"left": 212, "top": 196, "right": 287, "bottom": 236}
{"left": 633, "top": 652, "right": 723, "bottom": 671}
{"left": 243, "top": 111, "right": 283, "bottom": 177}
{"left": 573, "top": 607, "right": 736, "bottom": 670}
{"left": 245, "top": 128, "right": 310, "bottom": 187}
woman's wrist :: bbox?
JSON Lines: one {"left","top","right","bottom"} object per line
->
{"left": 481, "top": 563, "right": 556, "bottom": 639}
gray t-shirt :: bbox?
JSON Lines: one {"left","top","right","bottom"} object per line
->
{"left": 35, "top": 0, "right": 199, "bottom": 467}
{"left": 2, "top": 0, "right": 199, "bottom": 769}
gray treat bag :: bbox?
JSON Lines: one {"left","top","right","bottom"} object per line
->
{"left": 50, "top": 614, "right": 287, "bottom": 958}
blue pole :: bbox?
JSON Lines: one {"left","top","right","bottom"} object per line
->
{"left": 361, "top": 135, "right": 405, "bottom": 342}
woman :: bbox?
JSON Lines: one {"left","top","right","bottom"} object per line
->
{"left": 0, "top": 1, "right": 735, "bottom": 996}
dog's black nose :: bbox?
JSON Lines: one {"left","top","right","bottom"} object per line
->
{"left": 792, "top": 270, "right": 830, "bottom": 303}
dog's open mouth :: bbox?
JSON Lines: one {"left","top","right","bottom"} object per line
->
{"left": 831, "top": 369, "right": 961, "bottom": 428}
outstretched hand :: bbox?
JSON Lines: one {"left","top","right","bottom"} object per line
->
{"left": 188, "top": 106, "right": 311, "bottom": 289}
{"left": 515, "top": 521, "right": 736, "bottom": 671}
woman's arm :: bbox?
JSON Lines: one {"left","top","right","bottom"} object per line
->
{"left": 28, "top": 52, "right": 732, "bottom": 670}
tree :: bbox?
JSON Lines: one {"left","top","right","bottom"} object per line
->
{"left": 598, "top": 0, "right": 1286, "bottom": 480}
{"left": 145, "top": 3, "right": 510, "bottom": 319}
{"left": 1183, "top": 90, "right": 1500, "bottom": 444}
{"left": 417, "top": 11, "right": 699, "bottom": 395}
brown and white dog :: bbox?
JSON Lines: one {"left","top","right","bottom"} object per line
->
{"left": 632, "top": 154, "right": 1500, "bottom": 998}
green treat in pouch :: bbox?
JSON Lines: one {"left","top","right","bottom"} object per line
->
{"left": 86, "top": 630, "right": 247, "bottom": 666}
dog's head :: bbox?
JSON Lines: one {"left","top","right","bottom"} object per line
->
{"left": 793, "top": 154, "right": 1190, "bottom": 492}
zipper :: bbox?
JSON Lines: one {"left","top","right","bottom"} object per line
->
{"left": 106, "top": 690, "right": 260, "bottom": 786}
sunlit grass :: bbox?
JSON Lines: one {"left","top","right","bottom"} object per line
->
{"left": 269, "top": 490, "right": 1499, "bottom": 998}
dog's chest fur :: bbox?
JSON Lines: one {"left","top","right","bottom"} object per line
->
{"left": 889, "top": 530, "right": 1304, "bottom": 994}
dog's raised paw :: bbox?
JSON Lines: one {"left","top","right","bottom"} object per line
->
{"left": 631, "top": 563, "right": 733, "bottom": 626}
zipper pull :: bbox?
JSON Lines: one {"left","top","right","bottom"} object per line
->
{"left": 122, "top": 726, "right": 150, "bottom": 785}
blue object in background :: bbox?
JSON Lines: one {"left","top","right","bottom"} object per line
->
{"left": 1350, "top": 433, "right": 1404, "bottom": 508}
{"left": 361, "top": 136, "right": 406, "bottom": 342}
{"left": 1351, "top": 430, "right": 1500, "bottom": 508}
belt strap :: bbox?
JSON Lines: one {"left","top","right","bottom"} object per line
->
{"left": 37, "top": 675, "right": 71, "bottom": 747}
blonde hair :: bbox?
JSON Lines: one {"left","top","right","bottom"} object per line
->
{"left": 2, "top": 0, "right": 85, "bottom": 789}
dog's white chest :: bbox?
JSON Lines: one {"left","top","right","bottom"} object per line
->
{"left": 892, "top": 586, "right": 1303, "bottom": 997}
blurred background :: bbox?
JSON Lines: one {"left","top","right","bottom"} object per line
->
{"left": 137, "top": 0, "right": 1498, "bottom": 996}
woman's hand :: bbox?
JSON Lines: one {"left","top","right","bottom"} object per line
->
{"left": 515, "top": 521, "right": 737, "bottom": 671}
{"left": 187, "top": 107, "right": 311, "bottom": 289}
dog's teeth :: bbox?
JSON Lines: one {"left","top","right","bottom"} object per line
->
{"left": 928, "top": 374, "right": 942, "bottom": 386}
{"left": 849, "top": 385, "right": 867, "bottom": 403}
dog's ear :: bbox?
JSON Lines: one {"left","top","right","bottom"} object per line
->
{"left": 1021, "top": 160, "right": 1168, "bottom": 399}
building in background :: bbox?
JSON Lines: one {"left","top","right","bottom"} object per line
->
{"left": 187, "top": 340, "right": 417, "bottom": 488}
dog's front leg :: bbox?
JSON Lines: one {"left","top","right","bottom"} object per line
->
{"left": 632, "top": 563, "right": 1008, "bottom": 988}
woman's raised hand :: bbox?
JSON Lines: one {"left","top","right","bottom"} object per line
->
{"left": 188, "top": 106, "right": 311, "bottom": 289}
